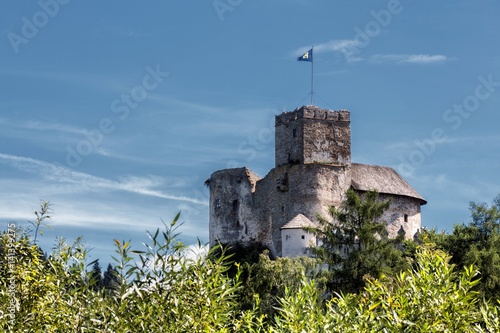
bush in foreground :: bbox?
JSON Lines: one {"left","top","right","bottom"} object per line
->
{"left": 1, "top": 209, "right": 500, "bottom": 332}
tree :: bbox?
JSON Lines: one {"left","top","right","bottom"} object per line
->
{"left": 438, "top": 194, "right": 500, "bottom": 300}
{"left": 272, "top": 246, "right": 494, "bottom": 333}
{"left": 209, "top": 241, "right": 270, "bottom": 281}
{"left": 240, "top": 251, "right": 327, "bottom": 319}
{"left": 102, "top": 263, "right": 120, "bottom": 293}
{"left": 308, "top": 189, "right": 408, "bottom": 294}
{"left": 89, "top": 260, "right": 103, "bottom": 291}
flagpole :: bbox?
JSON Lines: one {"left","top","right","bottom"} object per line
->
{"left": 297, "top": 47, "right": 314, "bottom": 105}
{"left": 310, "top": 47, "right": 314, "bottom": 105}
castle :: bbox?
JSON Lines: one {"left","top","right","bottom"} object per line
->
{"left": 208, "top": 105, "right": 426, "bottom": 258}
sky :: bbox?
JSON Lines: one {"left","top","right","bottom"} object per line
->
{"left": 1, "top": 0, "right": 499, "bottom": 264}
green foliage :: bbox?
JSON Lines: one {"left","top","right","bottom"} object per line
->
{"left": 0, "top": 227, "right": 104, "bottom": 332}
{"left": 240, "top": 251, "right": 327, "bottom": 319}
{"left": 426, "top": 194, "right": 500, "bottom": 300}
{"left": 271, "top": 277, "right": 326, "bottom": 332}
{"left": 0, "top": 209, "right": 241, "bottom": 332}
{"left": 2, "top": 200, "right": 500, "bottom": 332}
{"left": 308, "top": 189, "right": 408, "bottom": 293}
{"left": 272, "top": 246, "right": 496, "bottom": 333}
{"left": 29, "top": 201, "right": 52, "bottom": 243}
{"left": 209, "top": 241, "right": 270, "bottom": 280}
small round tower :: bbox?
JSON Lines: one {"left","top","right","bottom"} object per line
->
{"left": 208, "top": 167, "right": 260, "bottom": 247}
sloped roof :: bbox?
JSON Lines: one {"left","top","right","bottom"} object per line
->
{"left": 281, "top": 214, "right": 317, "bottom": 230}
{"left": 351, "top": 163, "right": 427, "bottom": 205}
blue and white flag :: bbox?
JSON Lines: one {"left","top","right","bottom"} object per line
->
{"left": 297, "top": 48, "right": 313, "bottom": 62}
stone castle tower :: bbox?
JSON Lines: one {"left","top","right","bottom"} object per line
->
{"left": 208, "top": 105, "right": 426, "bottom": 258}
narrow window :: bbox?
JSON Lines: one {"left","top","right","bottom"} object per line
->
{"left": 404, "top": 214, "right": 408, "bottom": 223}
{"left": 281, "top": 205, "right": 285, "bottom": 212}
{"left": 232, "top": 199, "right": 239, "bottom": 211}
{"left": 301, "top": 235, "right": 305, "bottom": 240}
{"left": 292, "top": 128, "right": 297, "bottom": 138}
{"left": 215, "top": 199, "right": 221, "bottom": 209}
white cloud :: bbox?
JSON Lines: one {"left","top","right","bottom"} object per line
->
{"left": 369, "top": 54, "right": 449, "bottom": 64}
{"left": 2, "top": 118, "right": 88, "bottom": 135}
{"left": 182, "top": 243, "right": 209, "bottom": 261}
{"left": 293, "top": 41, "right": 449, "bottom": 65}
{"left": 314, "top": 40, "right": 361, "bottom": 54}
{"left": 0, "top": 153, "right": 208, "bottom": 206}
{"left": 293, "top": 39, "right": 361, "bottom": 58}
{"left": 0, "top": 69, "right": 132, "bottom": 95}
{"left": 384, "top": 134, "right": 500, "bottom": 154}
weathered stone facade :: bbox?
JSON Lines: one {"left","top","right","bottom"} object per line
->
{"left": 208, "top": 105, "right": 426, "bottom": 257}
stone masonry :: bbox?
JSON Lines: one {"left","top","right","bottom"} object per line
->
{"left": 208, "top": 105, "right": 426, "bottom": 258}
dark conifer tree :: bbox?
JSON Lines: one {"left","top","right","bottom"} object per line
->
{"left": 103, "top": 263, "right": 120, "bottom": 293}
{"left": 89, "top": 260, "right": 103, "bottom": 291}
{"left": 307, "top": 189, "right": 408, "bottom": 294}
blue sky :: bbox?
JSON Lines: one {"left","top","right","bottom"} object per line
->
{"left": 1, "top": 0, "right": 499, "bottom": 264}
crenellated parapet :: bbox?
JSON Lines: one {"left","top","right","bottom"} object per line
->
{"left": 275, "top": 105, "right": 350, "bottom": 126}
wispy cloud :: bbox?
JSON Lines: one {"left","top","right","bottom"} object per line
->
{"left": 369, "top": 54, "right": 449, "bottom": 64}
{"left": 293, "top": 40, "right": 450, "bottom": 65}
{"left": 0, "top": 69, "right": 130, "bottom": 95}
{"left": 385, "top": 134, "right": 500, "bottom": 153}
{"left": 2, "top": 118, "right": 87, "bottom": 135}
{"left": 293, "top": 39, "right": 360, "bottom": 57}
{"left": 0, "top": 153, "right": 208, "bottom": 206}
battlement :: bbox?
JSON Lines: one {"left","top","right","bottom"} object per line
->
{"left": 275, "top": 105, "right": 349, "bottom": 126}
{"left": 275, "top": 105, "right": 351, "bottom": 167}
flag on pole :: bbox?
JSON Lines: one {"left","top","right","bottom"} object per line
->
{"left": 297, "top": 48, "right": 313, "bottom": 62}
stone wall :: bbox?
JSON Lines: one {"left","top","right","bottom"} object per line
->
{"left": 275, "top": 106, "right": 351, "bottom": 167}
{"left": 209, "top": 167, "right": 261, "bottom": 246}
{"left": 378, "top": 193, "right": 422, "bottom": 239}
{"left": 251, "top": 164, "right": 351, "bottom": 256}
